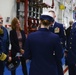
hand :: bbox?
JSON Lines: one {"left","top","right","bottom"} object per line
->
{"left": 64, "top": 50, "right": 68, "bottom": 57}
{"left": 20, "top": 49, "right": 25, "bottom": 54}
{"left": 8, "top": 56, "right": 12, "bottom": 62}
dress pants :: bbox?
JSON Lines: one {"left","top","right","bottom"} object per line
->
{"left": 0, "top": 61, "right": 4, "bottom": 75}
{"left": 68, "top": 64, "right": 76, "bottom": 75}
{"left": 11, "top": 57, "right": 27, "bottom": 75}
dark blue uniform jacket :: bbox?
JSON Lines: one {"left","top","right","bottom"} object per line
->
{"left": 49, "top": 22, "right": 65, "bottom": 48}
{"left": 25, "top": 28, "right": 63, "bottom": 75}
{"left": 0, "top": 26, "right": 9, "bottom": 54}
{"left": 67, "top": 22, "right": 76, "bottom": 65}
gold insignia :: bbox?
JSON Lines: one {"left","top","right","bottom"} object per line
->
{"left": 0, "top": 28, "right": 4, "bottom": 35}
{"left": 54, "top": 27, "right": 60, "bottom": 33}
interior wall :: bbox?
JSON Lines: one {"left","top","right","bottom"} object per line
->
{"left": 0, "top": 0, "right": 16, "bottom": 26}
{"left": 43, "top": 0, "right": 63, "bottom": 23}
{"left": 0, "top": 0, "right": 73, "bottom": 28}
{"left": 43, "top": 0, "right": 73, "bottom": 28}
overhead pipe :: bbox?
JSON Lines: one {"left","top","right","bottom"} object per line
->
{"left": 24, "top": 0, "right": 28, "bottom": 34}
{"left": 51, "top": 0, "right": 54, "bottom": 8}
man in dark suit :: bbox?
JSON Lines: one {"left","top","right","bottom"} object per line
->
{"left": 49, "top": 10, "right": 65, "bottom": 75}
{"left": 66, "top": 22, "right": 76, "bottom": 75}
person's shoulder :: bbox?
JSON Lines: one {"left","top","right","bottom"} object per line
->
{"left": 28, "top": 31, "right": 38, "bottom": 36}
{"left": 55, "top": 22, "right": 63, "bottom": 26}
{"left": 20, "top": 30, "right": 26, "bottom": 35}
{"left": 10, "top": 29, "right": 14, "bottom": 32}
{"left": 2, "top": 26, "right": 7, "bottom": 30}
{"left": 51, "top": 32, "right": 59, "bottom": 38}
{"left": 71, "top": 22, "right": 76, "bottom": 32}
{"left": 10, "top": 30, "right": 15, "bottom": 33}
{"left": 26, "top": 32, "right": 37, "bottom": 40}
{"left": 73, "top": 22, "right": 76, "bottom": 26}
{"left": 50, "top": 33, "right": 60, "bottom": 42}
{"left": 21, "top": 30, "right": 25, "bottom": 33}
{"left": 28, "top": 30, "right": 43, "bottom": 38}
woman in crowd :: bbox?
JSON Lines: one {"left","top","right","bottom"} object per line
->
{"left": 10, "top": 18, "right": 27, "bottom": 75}
{"left": 25, "top": 12, "right": 63, "bottom": 75}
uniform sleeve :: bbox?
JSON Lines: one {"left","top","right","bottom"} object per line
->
{"left": 22, "top": 30, "right": 26, "bottom": 51}
{"left": 54, "top": 36, "right": 63, "bottom": 61}
{"left": 60, "top": 24, "right": 66, "bottom": 48}
{"left": 25, "top": 35, "right": 32, "bottom": 59}
{"left": 0, "top": 38, "right": 2, "bottom": 54}
{"left": 5, "top": 29, "right": 9, "bottom": 54}
{"left": 0, "top": 41, "right": 7, "bottom": 61}
{"left": 1, "top": 28, "right": 9, "bottom": 55}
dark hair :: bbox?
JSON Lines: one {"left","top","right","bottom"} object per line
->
{"left": 69, "top": 21, "right": 73, "bottom": 26}
{"left": 41, "top": 20, "right": 51, "bottom": 26}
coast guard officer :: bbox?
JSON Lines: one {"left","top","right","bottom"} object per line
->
{"left": 25, "top": 12, "right": 63, "bottom": 75}
{"left": 65, "top": 20, "right": 73, "bottom": 65}
{"left": 66, "top": 22, "right": 76, "bottom": 75}
{"left": 49, "top": 10, "right": 65, "bottom": 75}
{"left": 0, "top": 15, "right": 11, "bottom": 75}
{"left": 0, "top": 38, "right": 11, "bottom": 75}
{"left": 49, "top": 10, "right": 65, "bottom": 48}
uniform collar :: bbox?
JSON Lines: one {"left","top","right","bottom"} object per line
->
{"left": 38, "top": 28, "right": 49, "bottom": 31}
{"left": 53, "top": 21, "right": 55, "bottom": 26}
{"left": 50, "top": 21, "right": 55, "bottom": 27}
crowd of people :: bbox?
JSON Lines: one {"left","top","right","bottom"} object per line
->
{"left": 0, "top": 10, "right": 76, "bottom": 75}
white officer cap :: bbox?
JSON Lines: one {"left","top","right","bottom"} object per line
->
{"left": 41, "top": 11, "right": 53, "bottom": 18}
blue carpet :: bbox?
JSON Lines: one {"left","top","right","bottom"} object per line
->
{"left": 4, "top": 60, "right": 31, "bottom": 75}
{"left": 4, "top": 58, "right": 65, "bottom": 75}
